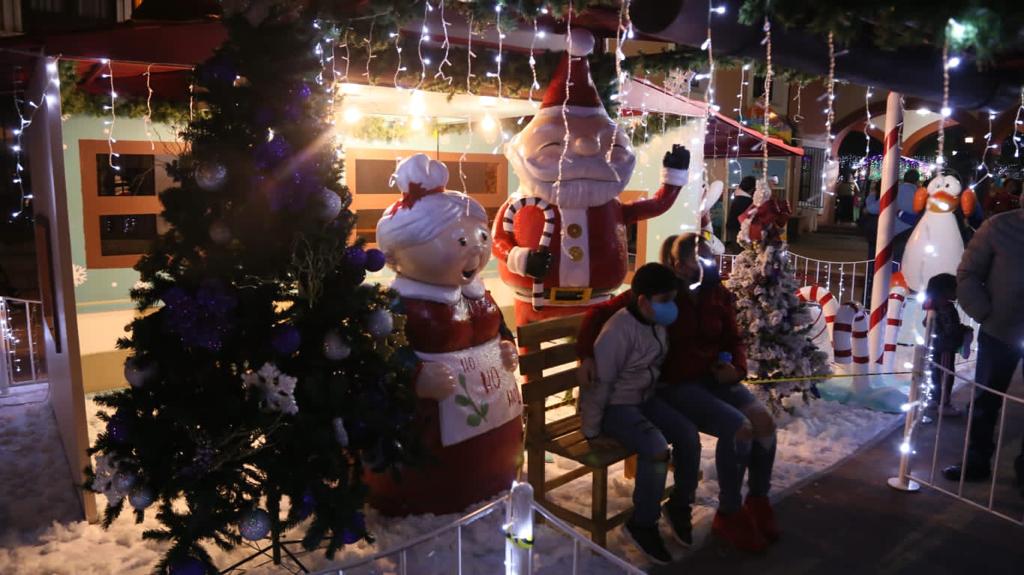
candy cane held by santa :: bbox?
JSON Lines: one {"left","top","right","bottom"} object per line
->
{"left": 868, "top": 92, "right": 904, "bottom": 366}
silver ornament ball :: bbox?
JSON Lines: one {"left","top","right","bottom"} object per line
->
{"left": 366, "top": 309, "right": 394, "bottom": 338}
{"left": 123, "top": 357, "right": 154, "bottom": 388}
{"left": 195, "top": 162, "right": 228, "bottom": 191}
{"left": 317, "top": 188, "right": 343, "bottom": 221}
{"left": 239, "top": 508, "right": 272, "bottom": 541}
{"left": 323, "top": 331, "right": 351, "bottom": 361}
{"left": 128, "top": 485, "right": 155, "bottom": 510}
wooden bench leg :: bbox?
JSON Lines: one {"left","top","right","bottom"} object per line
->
{"left": 623, "top": 454, "right": 637, "bottom": 480}
{"left": 591, "top": 466, "right": 608, "bottom": 547}
{"left": 527, "top": 445, "right": 546, "bottom": 503}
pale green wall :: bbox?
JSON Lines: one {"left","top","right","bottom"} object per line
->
{"left": 62, "top": 115, "right": 182, "bottom": 314}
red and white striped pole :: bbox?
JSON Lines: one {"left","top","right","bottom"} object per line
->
{"left": 868, "top": 92, "right": 903, "bottom": 367}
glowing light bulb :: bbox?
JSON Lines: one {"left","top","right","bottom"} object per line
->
{"left": 941, "top": 106, "right": 952, "bottom": 117}
{"left": 342, "top": 106, "right": 362, "bottom": 125}
{"left": 899, "top": 441, "right": 911, "bottom": 454}
{"left": 480, "top": 113, "right": 497, "bottom": 133}
{"left": 946, "top": 56, "right": 961, "bottom": 69}
{"left": 712, "top": 5, "right": 726, "bottom": 14}
{"left": 916, "top": 108, "right": 931, "bottom": 116}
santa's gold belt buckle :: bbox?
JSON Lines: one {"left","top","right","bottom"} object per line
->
{"left": 548, "top": 287, "right": 593, "bottom": 303}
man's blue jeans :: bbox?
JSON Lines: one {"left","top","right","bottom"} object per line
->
{"left": 660, "top": 380, "right": 776, "bottom": 514}
{"left": 601, "top": 396, "right": 700, "bottom": 527}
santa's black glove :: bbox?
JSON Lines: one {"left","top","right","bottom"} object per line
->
{"left": 662, "top": 144, "right": 691, "bottom": 170}
{"left": 524, "top": 248, "right": 552, "bottom": 279}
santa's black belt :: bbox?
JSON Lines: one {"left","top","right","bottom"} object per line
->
{"left": 515, "top": 287, "right": 615, "bottom": 304}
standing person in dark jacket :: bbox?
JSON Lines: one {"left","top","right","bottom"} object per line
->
{"left": 577, "top": 233, "right": 777, "bottom": 553}
{"left": 726, "top": 176, "right": 756, "bottom": 253}
{"left": 943, "top": 209, "right": 1024, "bottom": 493}
{"left": 922, "top": 273, "right": 971, "bottom": 418}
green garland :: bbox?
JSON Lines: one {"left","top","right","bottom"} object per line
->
{"left": 58, "top": 61, "right": 190, "bottom": 126}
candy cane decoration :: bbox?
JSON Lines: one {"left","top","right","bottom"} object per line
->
{"left": 796, "top": 284, "right": 838, "bottom": 341}
{"left": 868, "top": 92, "right": 904, "bottom": 366}
{"left": 881, "top": 283, "right": 908, "bottom": 369}
{"left": 849, "top": 303, "right": 870, "bottom": 392}
{"left": 502, "top": 195, "right": 556, "bottom": 310}
{"left": 833, "top": 303, "right": 856, "bottom": 366}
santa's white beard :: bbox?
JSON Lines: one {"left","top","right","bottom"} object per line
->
{"left": 519, "top": 177, "right": 625, "bottom": 208}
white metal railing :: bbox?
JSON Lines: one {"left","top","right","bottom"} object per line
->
{"left": 0, "top": 296, "right": 47, "bottom": 393}
{"left": 718, "top": 251, "right": 891, "bottom": 308}
{"left": 888, "top": 312, "right": 1024, "bottom": 527}
{"left": 312, "top": 484, "right": 646, "bottom": 575}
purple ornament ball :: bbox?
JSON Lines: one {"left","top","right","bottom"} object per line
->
{"left": 169, "top": 557, "right": 208, "bottom": 575}
{"left": 364, "top": 248, "right": 386, "bottom": 272}
{"left": 345, "top": 246, "right": 367, "bottom": 269}
{"left": 271, "top": 325, "right": 302, "bottom": 355}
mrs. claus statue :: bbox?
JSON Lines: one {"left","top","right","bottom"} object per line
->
{"left": 494, "top": 29, "right": 691, "bottom": 325}
{"left": 368, "top": 154, "right": 523, "bottom": 515}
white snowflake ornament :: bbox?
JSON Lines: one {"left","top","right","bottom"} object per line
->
{"left": 243, "top": 362, "right": 299, "bottom": 415}
{"left": 72, "top": 264, "right": 88, "bottom": 287}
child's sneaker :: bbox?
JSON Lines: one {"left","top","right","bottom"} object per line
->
{"left": 624, "top": 521, "right": 672, "bottom": 564}
{"left": 711, "top": 509, "right": 768, "bottom": 553}
{"left": 743, "top": 495, "right": 780, "bottom": 542}
{"left": 663, "top": 502, "right": 693, "bottom": 546}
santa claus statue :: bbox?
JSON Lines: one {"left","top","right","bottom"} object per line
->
{"left": 368, "top": 154, "right": 522, "bottom": 515}
{"left": 494, "top": 29, "right": 691, "bottom": 325}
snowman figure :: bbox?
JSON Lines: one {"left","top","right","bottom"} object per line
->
{"left": 901, "top": 172, "right": 976, "bottom": 292}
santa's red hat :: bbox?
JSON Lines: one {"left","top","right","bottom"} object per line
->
{"left": 540, "top": 29, "right": 605, "bottom": 113}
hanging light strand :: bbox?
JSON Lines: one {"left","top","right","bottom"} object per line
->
{"left": 414, "top": 1, "right": 431, "bottom": 89}
{"left": 392, "top": 28, "right": 405, "bottom": 89}
{"left": 466, "top": 13, "right": 475, "bottom": 94}
{"left": 338, "top": 28, "right": 350, "bottom": 83}
{"left": 862, "top": 86, "right": 873, "bottom": 171}
{"left": 143, "top": 63, "right": 155, "bottom": 151}
{"left": 555, "top": 7, "right": 574, "bottom": 193}
{"left": 1013, "top": 86, "right": 1024, "bottom": 159}
{"left": 735, "top": 63, "right": 750, "bottom": 124}
{"left": 937, "top": 36, "right": 950, "bottom": 166}
{"left": 761, "top": 18, "right": 773, "bottom": 187}
{"left": 102, "top": 59, "right": 120, "bottom": 171}
{"left": 488, "top": 3, "right": 504, "bottom": 99}
{"left": 363, "top": 17, "right": 376, "bottom": 84}
{"left": 821, "top": 31, "right": 836, "bottom": 197}
{"left": 606, "top": 0, "right": 631, "bottom": 166}
{"left": 792, "top": 83, "right": 804, "bottom": 123}
{"left": 435, "top": 0, "right": 453, "bottom": 84}
{"left": 9, "top": 59, "right": 61, "bottom": 219}
{"left": 527, "top": 16, "right": 540, "bottom": 104}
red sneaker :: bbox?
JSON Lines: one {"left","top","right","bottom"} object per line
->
{"left": 711, "top": 509, "right": 768, "bottom": 553}
{"left": 744, "top": 495, "right": 780, "bottom": 543}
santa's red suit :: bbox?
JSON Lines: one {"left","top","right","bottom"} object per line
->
{"left": 364, "top": 277, "right": 522, "bottom": 516}
{"left": 494, "top": 186, "right": 683, "bottom": 325}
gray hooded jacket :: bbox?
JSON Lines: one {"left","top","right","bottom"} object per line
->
{"left": 579, "top": 306, "right": 667, "bottom": 438}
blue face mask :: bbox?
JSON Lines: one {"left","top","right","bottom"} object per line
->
{"left": 650, "top": 300, "right": 679, "bottom": 325}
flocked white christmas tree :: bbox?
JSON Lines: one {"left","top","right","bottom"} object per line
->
{"left": 725, "top": 181, "right": 830, "bottom": 408}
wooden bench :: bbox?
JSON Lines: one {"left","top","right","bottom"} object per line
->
{"left": 517, "top": 313, "right": 661, "bottom": 547}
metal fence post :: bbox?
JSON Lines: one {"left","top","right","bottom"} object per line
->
{"left": 888, "top": 309, "right": 934, "bottom": 492}
{"left": 504, "top": 481, "right": 534, "bottom": 575}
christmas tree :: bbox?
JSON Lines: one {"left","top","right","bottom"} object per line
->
{"left": 85, "top": 3, "right": 422, "bottom": 572}
{"left": 725, "top": 183, "right": 830, "bottom": 407}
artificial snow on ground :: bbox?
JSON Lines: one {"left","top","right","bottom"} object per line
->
{"left": 0, "top": 373, "right": 921, "bottom": 575}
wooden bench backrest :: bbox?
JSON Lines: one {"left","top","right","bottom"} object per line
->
{"left": 517, "top": 314, "right": 584, "bottom": 404}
